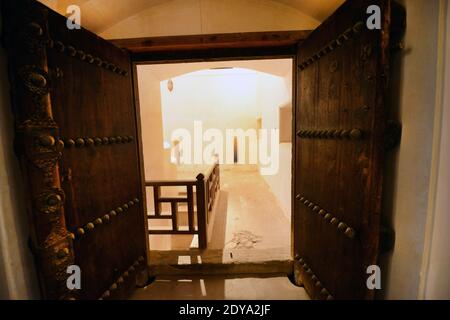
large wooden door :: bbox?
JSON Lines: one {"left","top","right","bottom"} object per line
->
{"left": 293, "top": 0, "right": 404, "bottom": 299}
{"left": 2, "top": 0, "right": 148, "bottom": 299}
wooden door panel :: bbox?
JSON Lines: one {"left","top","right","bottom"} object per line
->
{"left": 294, "top": 0, "right": 404, "bottom": 299}
{"left": 47, "top": 8, "right": 147, "bottom": 300}
{"left": 3, "top": 0, "right": 147, "bottom": 300}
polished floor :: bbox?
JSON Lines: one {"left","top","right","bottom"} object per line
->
{"left": 130, "top": 274, "right": 309, "bottom": 300}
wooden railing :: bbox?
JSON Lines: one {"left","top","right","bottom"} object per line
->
{"left": 146, "top": 162, "right": 220, "bottom": 249}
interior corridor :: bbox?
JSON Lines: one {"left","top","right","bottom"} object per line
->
{"left": 139, "top": 59, "right": 293, "bottom": 274}
{"left": 149, "top": 165, "right": 291, "bottom": 274}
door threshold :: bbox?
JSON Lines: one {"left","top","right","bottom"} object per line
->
{"left": 148, "top": 247, "right": 292, "bottom": 276}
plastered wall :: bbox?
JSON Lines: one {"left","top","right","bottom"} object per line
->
{"left": 420, "top": 0, "right": 450, "bottom": 300}
{"left": 379, "top": 0, "right": 445, "bottom": 300}
{"left": 100, "top": 0, "right": 319, "bottom": 39}
{"left": 258, "top": 70, "right": 293, "bottom": 220}
{"left": 160, "top": 69, "right": 261, "bottom": 164}
{"left": 0, "top": 45, "right": 40, "bottom": 299}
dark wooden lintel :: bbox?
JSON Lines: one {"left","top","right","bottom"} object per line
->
{"left": 110, "top": 30, "right": 312, "bottom": 54}
{"left": 131, "top": 46, "right": 297, "bottom": 63}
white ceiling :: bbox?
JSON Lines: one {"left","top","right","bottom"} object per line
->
{"left": 39, "top": 0, "right": 165, "bottom": 34}
{"left": 39, "top": 0, "right": 344, "bottom": 34}
{"left": 276, "top": 0, "right": 344, "bottom": 21}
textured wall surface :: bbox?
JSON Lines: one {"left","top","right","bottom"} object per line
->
{"left": 380, "top": 0, "right": 442, "bottom": 300}
{"left": 0, "top": 45, "right": 40, "bottom": 299}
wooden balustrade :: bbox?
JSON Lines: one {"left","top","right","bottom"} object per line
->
{"left": 145, "top": 162, "right": 220, "bottom": 249}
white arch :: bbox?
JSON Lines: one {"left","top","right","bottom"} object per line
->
{"left": 138, "top": 58, "right": 292, "bottom": 82}
{"left": 39, "top": 0, "right": 322, "bottom": 38}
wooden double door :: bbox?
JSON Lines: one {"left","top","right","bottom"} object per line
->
{"left": 2, "top": 0, "right": 402, "bottom": 300}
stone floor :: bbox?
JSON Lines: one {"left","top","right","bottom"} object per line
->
{"left": 148, "top": 165, "right": 292, "bottom": 274}
{"left": 212, "top": 165, "right": 290, "bottom": 251}
{"left": 130, "top": 274, "right": 309, "bottom": 300}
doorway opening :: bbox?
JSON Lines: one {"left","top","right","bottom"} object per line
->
{"left": 136, "top": 59, "right": 294, "bottom": 273}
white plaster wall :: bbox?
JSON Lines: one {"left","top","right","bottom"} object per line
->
{"left": 421, "top": 0, "right": 450, "bottom": 300}
{"left": 160, "top": 69, "right": 261, "bottom": 164}
{"left": 137, "top": 67, "right": 169, "bottom": 180}
{"left": 100, "top": 0, "right": 319, "bottom": 39}
{"left": 258, "top": 70, "right": 292, "bottom": 220}
{"left": 137, "top": 67, "right": 179, "bottom": 216}
{"left": 380, "top": 0, "right": 443, "bottom": 300}
{"left": 0, "top": 46, "right": 40, "bottom": 299}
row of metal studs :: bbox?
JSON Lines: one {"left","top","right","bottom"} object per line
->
{"left": 64, "top": 135, "right": 134, "bottom": 148}
{"left": 295, "top": 256, "right": 334, "bottom": 300}
{"left": 47, "top": 38, "right": 128, "bottom": 76}
{"left": 296, "top": 195, "right": 356, "bottom": 239}
{"left": 100, "top": 256, "right": 145, "bottom": 300}
{"left": 297, "top": 128, "right": 363, "bottom": 140}
{"left": 69, "top": 198, "right": 140, "bottom": 240}
{"left": 299, "top": 21, "right": 364, "bottom": 71}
